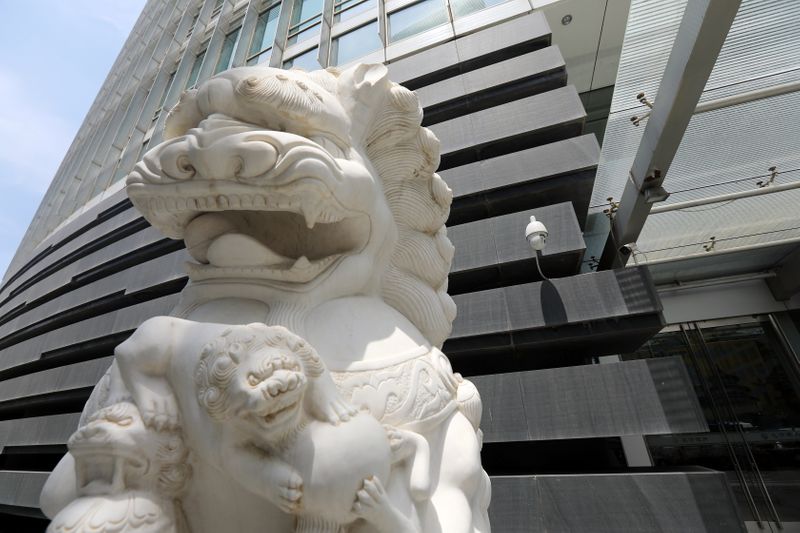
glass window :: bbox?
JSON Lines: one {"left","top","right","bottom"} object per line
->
{"left": 186, "top": 49, "right": 206, "bottom": 89}
{"left": 334, "top": 0, "right": 376, "bottom": 22}
{"left": 387, "top": 0, "right": 448, "bottom": 43}
{"left": 186, "top": 10, "right": 200, "bottom": 39}
{"left": 626, "top": 319, "right": 800, "bottom": 523}
{"left": 288, "top": 0, "right": 323, "bottom": 45}
{"left": 331, "top": 21, "right": 381, "bottom": 66}
{"left": 248, "top": 4, "right": 281, "bottom": 65}
{"left": 449, "top": 0, "right": 508, "bottom": 18}
{"left": 215, "top": 27, "right": 241, "bottom": 74}
{"left": 283, "top": 47, "right": 319, "bottom": 71}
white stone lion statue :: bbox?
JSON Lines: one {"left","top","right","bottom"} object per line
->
{"left": 41, "top": 63, "right": 490, "bottom": 533}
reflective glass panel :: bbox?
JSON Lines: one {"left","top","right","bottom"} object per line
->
{"left": 246, "top": 50, "right": 272, "bottom": 66}
{"left": 186, "top": 49, "right": 206, "bottom": 88}
{"left": 215, "top": 27, "right": 241, "bottom": 74}
{"left": 288, "top": 0, "right": 323, "bottom": 44}
{"left": 450, "top": 0, "right": 508, "bottom": 18}
{"left": 388, "top": 0, "right": 448, "bottom": 43}
{"left": 249, "top": 5, "right": 281, "bottom": 59}
{"left": 334, "top": 0, "right": 376, "bottom": 22}
{"left": 291, "top": 0, "right": 323, "bottom": 26}
{"left": 283, "top": 47, "right": 320, "bottom": 71}
{"left": 625, "top": 319, "right": 800, "bottom": 523}
{"left": 331, "top": 21, "right": 381, "bottom": 66}
{"left": 288, "top": 24, "right": 321, "bottom": 45}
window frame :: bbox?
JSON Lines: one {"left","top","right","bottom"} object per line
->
{"left": 246, "top": 2, "right": 283, "bottom": 66}
{"left": 329, "top": 19, "right": 382, "bottom": 66}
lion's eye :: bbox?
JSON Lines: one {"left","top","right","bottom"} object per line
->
{"left": 247, "top": 374, "right": 261, "bottom": 387}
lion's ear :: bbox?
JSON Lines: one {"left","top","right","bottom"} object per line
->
{"left": 337, "top": 63, "right": 390, "bottom": 142}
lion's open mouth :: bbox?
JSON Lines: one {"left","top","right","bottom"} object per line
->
{"left": 261, "top": 401, "right": 299, "bottom": 424}
{"left": 142, "top": 183, "right": 371, "bottom": 283}
{"left": 250, "top": 375, "right": 305, "bottom": 429}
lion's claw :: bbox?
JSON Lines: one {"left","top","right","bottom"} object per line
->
{"left": 352, "top": 476, "right": 387, "bottom": 520}
{"left": 140, "top": 397, "right": 180, "bottom": 431}
{"left": 384, "top": 425, "right": 414, "bottom": 459}
{"left": 329, "top": 399, "right": 358, "bottom": 424}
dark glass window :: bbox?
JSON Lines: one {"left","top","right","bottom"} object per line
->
{"left": 331, "top": 21, "right": 381, "bottom": 66}
{"left": 248, "top": 4, "right": 282, "bottom": 66}
{"left": 387, "top": 0, "right": 448, "bottom": 43}
{"left": 283, "top": 47, "right": 319, "bottom": 70}
{"left": 215, "top": 27, "right": 241, "bottom": 73}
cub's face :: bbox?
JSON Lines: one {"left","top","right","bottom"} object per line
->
{"left": 229, "top": 346, "right": 308, "bottom": 442}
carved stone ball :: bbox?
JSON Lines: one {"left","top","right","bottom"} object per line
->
{"left": 286, "top": 412, "right": 391, "bottom": 524}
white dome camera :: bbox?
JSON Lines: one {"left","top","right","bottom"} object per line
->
{"left": 525, "top": 215, "right": 548, "bottom": 252}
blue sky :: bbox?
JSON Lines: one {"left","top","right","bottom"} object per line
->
{"left": 0, "top": 1, "right": 146, "bottom": 278}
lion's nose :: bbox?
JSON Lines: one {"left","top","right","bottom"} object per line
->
{"left": 161, "top": 137, "right": 280, "bottom": 181}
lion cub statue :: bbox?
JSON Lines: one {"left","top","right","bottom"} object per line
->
{"left": 192, "top": 322, "right": 422, "bottom": 533}
{"left": 98, "top": 317, "right": 422, "bottom": 533}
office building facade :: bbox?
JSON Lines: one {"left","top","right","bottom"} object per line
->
{"left": 1, "top": 0, "right": 798, "bottom": 531}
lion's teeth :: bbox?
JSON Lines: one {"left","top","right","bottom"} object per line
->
{"left": 303, "top": 201, "right": 323, "bottom": 229}
{"left": 294, "top": 256, "right": 310, "bottom": 270}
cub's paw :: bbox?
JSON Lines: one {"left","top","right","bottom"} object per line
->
{"left": 384, "top": 425, "right": 414, "bottom": 459}
{"left": 327, "top": 397, "right": 360, "bottom": 424}
{"left": 139, "top": 395, "right": 180, "bottom": 431}
{"left": 352, "top": 476, "right": 388, "bottom": 522}
{"left": 308, "top": 378, "right": 358, "bottom": 425}
{"left": 273, "top": 471, "right": 303, "bottom": 514}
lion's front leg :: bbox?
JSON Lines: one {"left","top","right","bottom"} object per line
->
{"left": 222, "top": 437, "right": 304, "bottom": 514}
{"left": 283, "top": 330, "right": 359, "bottom": 425}
{"left": 306, "top": 372, "right": 359, "bottom": 425}
{"left": 115, "top": 317, "right": 181, "bottom": 430}
{"left": 385, "top": 426, "right": 431, "bottom": 501}
{"left": 424, "top": 412, "right": 488, "bottom": 533}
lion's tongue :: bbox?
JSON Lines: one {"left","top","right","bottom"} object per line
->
{"left": 206, "top": 233, "right": 291, "bottom": 267}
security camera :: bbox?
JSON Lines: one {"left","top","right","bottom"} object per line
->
{"left": 619, "top": 243, "right": 638, "bottom": 256}
{"left": 525, "top": 216, "right": 548, "bottom": 251}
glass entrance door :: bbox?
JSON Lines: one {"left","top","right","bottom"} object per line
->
{"left": 625, "top": 315, "right": 800, "bottom": 529}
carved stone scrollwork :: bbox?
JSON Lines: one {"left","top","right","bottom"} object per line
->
{"left": 47, "top": 401, "right": 190, "bottom": 533}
